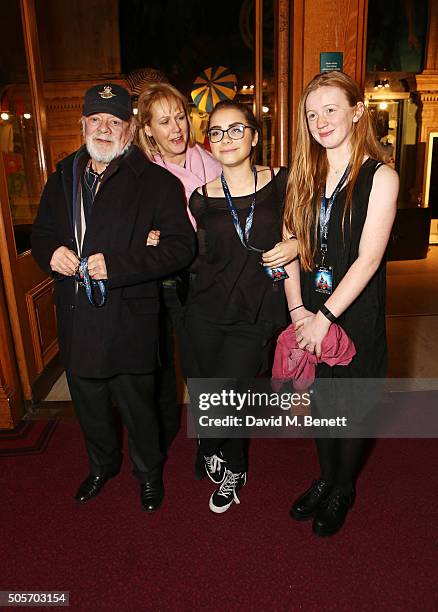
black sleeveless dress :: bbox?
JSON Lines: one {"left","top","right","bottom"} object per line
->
{"left": 301, "top": 158, "right": 387, "bottom": 379}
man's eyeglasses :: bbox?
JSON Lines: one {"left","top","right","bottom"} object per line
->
{"left": 207, "top": 123, "right": 252, "bottom": 143}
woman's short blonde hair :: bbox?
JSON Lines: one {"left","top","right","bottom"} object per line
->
{"left": 136, "top": 82, "right": 196, "bottom": 160}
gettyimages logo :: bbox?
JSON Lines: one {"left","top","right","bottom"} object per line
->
{"left": 197, "top": 389, "right": 311, "bottom": 411}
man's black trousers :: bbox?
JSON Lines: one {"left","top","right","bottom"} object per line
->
{"left": 66, "top": 372, "right": 163, "bottom": 482}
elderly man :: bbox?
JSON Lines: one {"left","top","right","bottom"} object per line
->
{"left": 32, "top": 83, "right": 195, "bottom": 512}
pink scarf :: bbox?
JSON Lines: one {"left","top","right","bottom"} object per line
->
{"left": 272, "top": 323, "right": 356, "bottom": 391}
{"left": 153, "top": 144, "right": 221, "bottom": 228}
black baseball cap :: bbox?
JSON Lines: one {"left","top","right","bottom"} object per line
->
{"left": 83, "top": 83, "right": 132, "bottom": 121}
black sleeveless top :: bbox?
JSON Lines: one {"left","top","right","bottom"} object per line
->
{"left": 187, "top": 167, "right": 288, "bottom": 333}
{"left": 301, "top": 159, "right": 387, "bottom": 378}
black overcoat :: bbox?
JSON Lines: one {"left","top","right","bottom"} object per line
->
{"left": 31, "top": 145, "right": 196, "bottom": 377}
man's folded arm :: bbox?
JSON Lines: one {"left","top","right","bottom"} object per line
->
{"left": 105, "top": 178, "right": 196, "bottom": 289}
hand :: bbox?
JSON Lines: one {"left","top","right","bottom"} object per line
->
{"left": 262, "top": 238, "right": 297, "bottom": 268}
{"left": 290, "top": 306, "right": 314, "bottom": 326}
{"left": 294, "top": 311, "right": 331, "bottom": 357}
{"left": 50, "top": 246, "right": 79, "bottom": 276}
{"left": 87, "top": 253, "right": 107, "bottom": 280}
{"left": 146, "top": 229, "right": 160, "bottom": 247}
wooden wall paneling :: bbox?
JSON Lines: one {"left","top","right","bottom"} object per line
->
{"left": 25, "top": 279, "right": 58, "bottom": 374}
{"left": 355, "top": 0, "right": 369, "bottom": 87}
{"left": 0, "top": 153, "right": 33, "bottom": 399}
{"left": 289, "top": 0, "right": 305, "bottom": 155}
{"left": 254, "top": 0, "right": 263, "bottom": 127}
{"left": 289, "top": 0, "right": 369, "bottom": 156}
{"left": 274, "top": 0, "right": 290, "bottom": 166}
{"left": 424, "top": 0, "right": 438, "bottom": 72}
{"left": 0, "top": 274, "right": 24, "bottom": 429}
{"left": 35, "top": 0, "right": 120, "bottom": 82}
{"left": 301, "top": 0, "right": 364, "bottom": 87}
{"left": 20, "top": 0, "right": 50, "bottom": 182}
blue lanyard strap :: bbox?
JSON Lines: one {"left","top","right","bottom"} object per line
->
{"left": 221, "top": 166, "right": 260, "bottom": 251}
{"left": 76, "top": 257, "right": 107, "bottom": 307}
{"left": 319, "top": 165, "right": 351, "bottom": 246}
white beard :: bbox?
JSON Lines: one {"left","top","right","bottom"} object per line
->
{"left": 85, "top": 135, "right": 132, "bottom": 164}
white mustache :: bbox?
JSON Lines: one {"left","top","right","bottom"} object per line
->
{"left": 93, "top": 135, "right": 115, "bottom": 143}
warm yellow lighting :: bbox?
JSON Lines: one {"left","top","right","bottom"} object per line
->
{"left": 1, "top": 112, "right": 10, "bottom": 120}
{"left": 133, "top": 108, "right": 138, "bottom": 115}
{"left": 262, "top": 106, "right": 269, "bottom": 113}
{"left": 379, "top": 102, "right": 388, "bottom": 110}
{"left": 23, "top": 113, "right": 31, "bottom": 119}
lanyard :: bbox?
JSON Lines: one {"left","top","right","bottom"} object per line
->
{"left": 221, "top": 167, "right": 261, "bottom": 252}
{"left": 76, "top": 257, "right": 107, "bottom": 307}
{"left": 319, "top": 165, "right": 350, "bottom": 262}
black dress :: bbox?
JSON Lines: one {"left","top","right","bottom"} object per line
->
{"left": 301, "top": 158, "right": 387, "bottom": 379}
{"left": 300, "top": 158, "right": 386, "bottom": 490}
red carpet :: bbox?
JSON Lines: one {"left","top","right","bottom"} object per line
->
{"left": 1, "top": 414, "right": 437, "bottom": 611}
{"left": 0, "top": 420, "right": 58, "bottom": 457}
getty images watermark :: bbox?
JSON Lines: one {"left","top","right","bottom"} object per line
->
{"left": 197, "top": 389, "right": 345, "bottom": 428}
{"left": 187, "top": 378, "right": 438, "bottom": 438}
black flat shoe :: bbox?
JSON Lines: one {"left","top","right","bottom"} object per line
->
{"left": 75, "top": 474, "right": 109, "bottom": 504}
{"left": 290, "top": 478, "right": 332, "bottom": 521}
{"left": 312, "top": 486, "right": 355, "bottom": 537}
{"left": 140, "top": 471, "right": 164, "bottom": 513}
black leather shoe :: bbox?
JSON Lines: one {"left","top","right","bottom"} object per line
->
{"left": 290, "top": 478, "right": 332, "bottom": 521}
{"left": 140, "top": 470, "right": 164, "bottom": 513}
{"left": 312, "top": 486, "right": 355, "bottom": 537}
{"left": 75, "top": 474, "right": 109, "bottom": 504}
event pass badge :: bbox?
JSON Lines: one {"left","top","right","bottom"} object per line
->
{"left": 314, "top": 266, "right": 333, "bottom": 294}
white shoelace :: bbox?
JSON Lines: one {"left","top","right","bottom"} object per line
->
{"left": 218, "top": 471, "right": 242, "bottom": 503}
{"left": 205, "top": 454, "right": 225, "bottom": 475}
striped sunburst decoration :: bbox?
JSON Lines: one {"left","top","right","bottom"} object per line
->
{"left": 126, "top": 68, "right": 168, "bottom": 95}
{"left": 191, "top": 66, "right": 237, "bottom": 113}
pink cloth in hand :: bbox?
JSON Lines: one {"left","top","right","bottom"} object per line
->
{"left": 272, "top": 323, "right": 356, "bottom": 390}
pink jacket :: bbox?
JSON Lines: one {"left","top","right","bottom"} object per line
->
{"left": 272, "top": 323, "right": 356, "bottom": 390}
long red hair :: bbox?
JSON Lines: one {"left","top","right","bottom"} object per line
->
{"left": 283, "top": 71, "right": 383, "bottom": 271}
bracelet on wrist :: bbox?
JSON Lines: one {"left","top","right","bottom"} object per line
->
{"left": 289, "top": 304, "right": 304, "bottom": 313}
{"left": 319, "top": 304, "right": 337, "bottom": 323}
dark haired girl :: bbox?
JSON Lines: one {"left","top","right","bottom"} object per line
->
{"left": 185, "top": 100, "right": 297, "bottom": 513}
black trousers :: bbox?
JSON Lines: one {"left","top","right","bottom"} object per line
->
{"left": 186, "top": 316, "right": 269, "bottom": 472}
{"left": 67, "top": 372, "right": 163, "bottom": 482}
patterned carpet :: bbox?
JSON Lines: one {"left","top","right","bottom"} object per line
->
{"left": 0, "top": 420, "right": 58, "bottom": 457}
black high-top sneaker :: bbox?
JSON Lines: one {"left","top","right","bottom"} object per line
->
{"left": 204, "top": 451, "right": 226, "bottom": 484}
{"left": 209, "top": 469, "right": 246, "bottom": 513}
